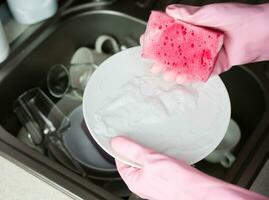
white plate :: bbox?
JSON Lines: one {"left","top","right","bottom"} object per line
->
{"left": 83, "top": 46, "right": 231, "bottom": 167}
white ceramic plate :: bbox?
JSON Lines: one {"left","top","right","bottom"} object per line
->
{"left": 83, "top": 46, "right": 231, "bottom": 168}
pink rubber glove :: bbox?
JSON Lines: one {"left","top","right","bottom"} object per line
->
{"left": 165, "top": 3, "right": 269, "bottom": 76}
{"left": 112, "top": 136, "right": 268, "bottom": 200}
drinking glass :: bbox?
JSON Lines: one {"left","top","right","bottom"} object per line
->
{"left": 47, "top": 63, "right": 97, "bottom": 98}
{"left": 14, "top": 87, "right": 85, "bottom": 174}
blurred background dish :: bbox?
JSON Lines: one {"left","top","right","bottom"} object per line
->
{"left": 205, "top": 119, "right": 241, "bottom": 168}
{"left": 63, "top": 106, "right": 116, "bottom": 171}
{"left": 17, "top": 126, "right": 44, "bottom": 153}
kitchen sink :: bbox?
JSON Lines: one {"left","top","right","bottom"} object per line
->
{"left": 0, "top": 1, "right": 268, "bottom": 199}
{"left": 0, "top": 11, "right": 145, "bottom": 136}
{"left": 196, "top": 64, "right": 268, "bottom": 181}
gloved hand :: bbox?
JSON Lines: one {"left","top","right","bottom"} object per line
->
{"left": 112, "top": 136, "right": 269, "bottom": 200}
{"left": 165, "top": 3, "right": 269, "bottom": 76}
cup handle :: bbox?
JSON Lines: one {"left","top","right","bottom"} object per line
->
{"left": 95, "top": 35, "right": 120, "bottom": 54}
{"left": 220, "top": 152, "right": 236, "bottom": 168}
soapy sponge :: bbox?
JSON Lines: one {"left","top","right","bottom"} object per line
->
{"left": 141, "top": 11, "right": 224, "bottom": 82}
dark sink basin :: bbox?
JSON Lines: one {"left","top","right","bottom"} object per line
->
{"left": 0, "top": 2, "right": 268, "bottom": 199}
{"left": 0, "top": 7, "right": 146, "bottom": 200}
{"left": 0, "top": 10, "right": 146, "bottom": 136}
{"left": 221, "top": 66, "right": 265, "bottom": 138}
{"left": 196, "top": 64, "right": 268, "bottom": 181}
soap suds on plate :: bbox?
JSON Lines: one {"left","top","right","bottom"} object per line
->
{"left": 94, "top": 75, "right": 198, "bottom": 137}
{"left": 83, "top": 46, "right": 230, "bottom": 165}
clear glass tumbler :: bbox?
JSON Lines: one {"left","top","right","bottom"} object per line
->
{"left": 47, "top": 63, "right": 97, "bottom": 98}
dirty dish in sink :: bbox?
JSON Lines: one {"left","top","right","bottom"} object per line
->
{"left": 17, "top": 126, "right": 44, "bottom": 153}
{"left": 205, "top": 118, "right": 241, "bottom": 168}
{"left": 47, "top": 63, "right": 97, "bottom": 98}
{"left": 83, "top": 46, "right": 231, "bottom": 168}
{"left": 55, "top": 90, "right": 82, "bottom": 116}
{"left": 54, "top": 93, "right": 118, "bottom": 177}
{"left": 47, "top": 47, "right": 98, "bottom": 98}
{"left": 63, "top": 106, "right": 116, "bottom": 171}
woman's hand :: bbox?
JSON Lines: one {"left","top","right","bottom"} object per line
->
{"left": 112, "top": 136, "right": 268, "bottom": 200}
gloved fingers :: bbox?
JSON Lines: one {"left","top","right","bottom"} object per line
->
{"left": 150, "top": 63, "right": 165, "bottom": 74}
{"left": 175, "top": 73, "right": 190, "bottom": 84}
{"left": 139, "top": 34, "right": 144, "bottom": 46}
{"left": 111, "top": 136, "right": 151, "bottom": 166}
{"left": 115, "top": 159, "right": 143, "bottom": 190}
{"left": 212, "top": 48, "right": 230, "bottom": 74}
{"left": 151, "top": 64, "right": 201, "bottom": 84}
{"left": 151, "top": 63, "right": 179, "bottom": 82}
{"left": 115, "top": 159, "right": 140, "bottom": 177}
{"left": 166, "top": 3, "right": 239, "bottom": 28}
{"left": 163, "top": 70, "right": 177, "bottom": 81}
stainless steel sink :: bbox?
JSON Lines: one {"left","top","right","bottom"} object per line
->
{"left": 0, "top": 1, "right": 268, "bottom": 199}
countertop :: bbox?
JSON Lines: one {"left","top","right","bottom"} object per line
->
{"left": 0, "top": 154, "right": 73, "bottom": 200}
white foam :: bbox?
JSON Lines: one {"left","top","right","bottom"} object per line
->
{"left": 94, "top": 75, "right": 199, "bottom": 138}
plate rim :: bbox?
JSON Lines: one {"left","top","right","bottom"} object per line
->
{"left": 83, "top": 46, "right": 231, "bottom": 168}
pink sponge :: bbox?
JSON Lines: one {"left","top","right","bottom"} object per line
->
{"left": 142, "top": 11, "right": 224, "bottom": 82}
